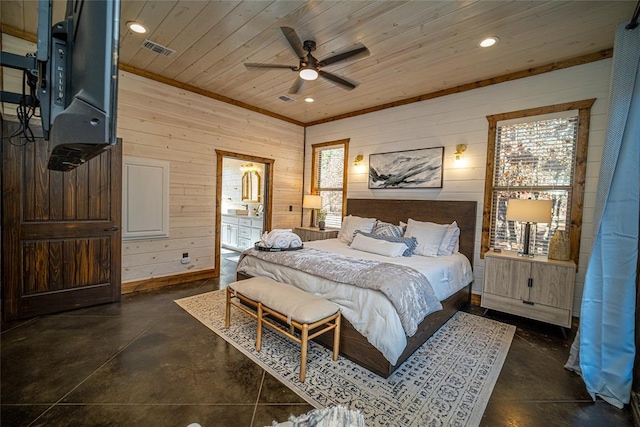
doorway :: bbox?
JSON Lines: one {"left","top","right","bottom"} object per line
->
{"left": 215, "top": 150, "right": 274, "bottom": 279}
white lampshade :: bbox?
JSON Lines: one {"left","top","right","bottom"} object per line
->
{"left": 303, "top": 194, "right": 322, "bottom": 209}
{"left": 506, "top": 199, "right": 552, "bottom": 223}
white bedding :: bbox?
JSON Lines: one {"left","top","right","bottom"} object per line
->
{"left": 236, "top": 238, "right": 473, "bottom": 365}
{"left": 308, "top": 239, "right": 473, "bottom": 301}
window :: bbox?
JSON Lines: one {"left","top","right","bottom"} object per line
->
{"left": 481, "top": 100, "right": 594, "bottom": 263}
{"left": 311, "top": 139, "right": 349, "bottom": 228}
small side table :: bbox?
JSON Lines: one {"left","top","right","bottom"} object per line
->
{"left": 294, "top": 226, "right": 339, "bottom": 242}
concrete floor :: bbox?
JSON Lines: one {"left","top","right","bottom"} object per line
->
{"left": 1, "top": 253, "right": 634, "bottom": 426}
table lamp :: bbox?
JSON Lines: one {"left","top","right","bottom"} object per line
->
{"left": 506, "top": 199, "right": 552, "bottom": 257}
{"left": 303, "top": 195, "right": 322, "bottom": 227}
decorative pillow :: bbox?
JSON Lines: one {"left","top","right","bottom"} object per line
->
{"left": 404, "top": 219, "right": 449, "bottom": 257}
{"left": 350, "top": 233, "right": 408, "bottom": 258}
{"left": 373, "top": 221, "right": 404, "bottom": 238}
{"left": 337, "top": 216, "right": 350, "bottom": 240}
{"left": 438, "top": 221, "right": 460, "bottom": 256}
{"left": 339, "top": 215, "right": 376, "bottom": 244}
{"left": 354, "top": 231, "right": 417, "bottom": 257}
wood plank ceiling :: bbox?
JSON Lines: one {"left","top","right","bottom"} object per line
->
{"left": 1, "top": 0, "right": 636, "bottom": 125}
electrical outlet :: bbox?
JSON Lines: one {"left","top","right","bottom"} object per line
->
{"left": 181, "top": 252, "right": 190, "bottom": 264}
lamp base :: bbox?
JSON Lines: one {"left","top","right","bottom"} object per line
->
{"left": 517, "top": 222, "right": 534, "bottom": 257}
{"left": 516, "top": 252, "right": 535, "bottom": 258}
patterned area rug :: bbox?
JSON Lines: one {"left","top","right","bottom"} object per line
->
{"left": 175, "top": 290, "right": 515, "bottom": 427}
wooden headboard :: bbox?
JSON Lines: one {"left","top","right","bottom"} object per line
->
{"left": 346, "top": 199, "right": 477, "bottom": 266}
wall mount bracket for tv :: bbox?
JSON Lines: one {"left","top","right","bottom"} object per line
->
{"left": 0, "top": 51, "right": 38, "bottom": 107}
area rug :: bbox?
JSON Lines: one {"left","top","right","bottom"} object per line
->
{"left": 175, "top": 290, "right": 515, "bottom": 427}
{"left": 227, "top": 255, "right": 241, "bottom": 263}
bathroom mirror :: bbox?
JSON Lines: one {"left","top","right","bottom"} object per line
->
{"left": 242, "top": 170, "right": 261, "bottom": 202}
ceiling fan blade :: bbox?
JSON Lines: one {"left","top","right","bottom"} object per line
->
{"left": 288, "top": 78, "right": 304, "bottom": 95}
{"left": 319, "top": 70, "right": 356, "bottom": 90}
{"left": 244, "top": 63, "right": 296, "bottom": 70}
{"left": 280, "top": 27, "right": 306, "bottom": 60}
{"left": 318, "top": 46, "right": 369, "bottom": 67}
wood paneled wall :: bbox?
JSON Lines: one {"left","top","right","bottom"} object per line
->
{"left": 118, "top": 71, "right": 304, "bottom": 283}
{"left": 305, "top": 59, "right": 613, "bottom": 315}
{"left": 2, "top": 33, "right": 304, "bottom": 286}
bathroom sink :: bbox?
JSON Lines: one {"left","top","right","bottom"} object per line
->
{"left": 227, "top": 209, "right": 249, "bottom": 216}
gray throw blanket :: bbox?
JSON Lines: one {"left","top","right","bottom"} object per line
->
{"left": 241, "top": 247, "right": 442, "bottom": 336}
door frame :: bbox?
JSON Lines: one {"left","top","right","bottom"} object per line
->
{"left": 215, "top": 150, "right": 274, "bottom": 274}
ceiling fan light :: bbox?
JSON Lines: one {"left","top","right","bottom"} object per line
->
{"left": 299, "top": 68, "right": 319, "bottom": 81}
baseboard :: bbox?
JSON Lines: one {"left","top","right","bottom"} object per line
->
{"left": 121, "top": 268, "right": 218, "bottom": 294}
{"left": 632, "top": 392, "right": 640, "bottom": 427}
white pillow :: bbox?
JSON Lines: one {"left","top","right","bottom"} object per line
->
{"left": 337, "top": 216, "right": 350, "bottom": 240}
{"left": 339, "top": 215, "right": 376, "bottom": 244}
{"left": 350, "top": 233, "right": 408, "bottom": 257}
{"left": 438, "top": 221, "right": 460, "bottom": 256}
{"left": 405, "top": 219, "right": 449, "bottom": 257}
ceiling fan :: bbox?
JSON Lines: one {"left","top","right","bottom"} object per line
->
{"left": 244, "top": 27, "right": 369, "bottom": 95}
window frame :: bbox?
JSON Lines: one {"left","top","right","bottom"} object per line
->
{"left": 311, "top": 139, "right": 350, "bottom": 224}
{"left": 481, "top": 99, "right": 595, "bottom": 267}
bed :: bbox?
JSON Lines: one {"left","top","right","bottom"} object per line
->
{"left": 236, "top": 198, "right": 477, "bottom": 377}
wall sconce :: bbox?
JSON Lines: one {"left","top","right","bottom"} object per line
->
{"left": 454, "top": 144, "right": 467, "bottom": 161}
{"left": 240, "top": 163, "right": 256, "bottom": 173}
{"left": 353, "top": 154, "right": 366, "bottom": 173}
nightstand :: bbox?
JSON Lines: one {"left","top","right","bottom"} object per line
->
{"left": 481, "top": 250, "right": 576, "bottom": 329}
{"left": 294, "top": 227, "right": 339, "bottom": 242}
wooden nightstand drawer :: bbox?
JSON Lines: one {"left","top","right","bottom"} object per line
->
{"left": 482, "top": 293, "right": 571, "bottom": 328}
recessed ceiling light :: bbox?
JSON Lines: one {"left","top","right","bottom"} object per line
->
{"left": 304, "top": 97, "right": 314, "bottom": 103}
{"left": 479, "top": 37, "right": 499, "bottom": 48}
{"left": 127, "top": 21, "right": 148, "bottom": 34}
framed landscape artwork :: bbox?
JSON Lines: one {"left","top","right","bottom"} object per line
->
{"left": 369, "top": 147, "right": 444, "bottom": 189}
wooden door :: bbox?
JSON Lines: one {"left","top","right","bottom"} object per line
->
{"left": 2, "top": 121, "right": 122, "bottom": 321}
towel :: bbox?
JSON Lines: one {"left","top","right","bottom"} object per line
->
{"left": 260, "top": 229, "right": 302, "bottom": 249}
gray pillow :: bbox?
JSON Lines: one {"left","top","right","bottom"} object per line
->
{"left": 353, "top": 231, "right": 417, "bottom": 257}
{"left": 373, "top": 220, "right": 404, "bottom": 238}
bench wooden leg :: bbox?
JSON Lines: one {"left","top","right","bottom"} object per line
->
{"left": 224, "top": 287, "right": 231, "bottom": 328}
{"left": 333, "top": 314, "right": 341, "bottom": 361}
{"left": 256, "top": 303, "right": 263, "bottom": 352}
{"left": 300, "top": 324, "right": 309, "bottom": 382}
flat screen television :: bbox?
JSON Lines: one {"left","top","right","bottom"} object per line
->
{"left": 36, "top": 0, "right": 120, "bottom": 171}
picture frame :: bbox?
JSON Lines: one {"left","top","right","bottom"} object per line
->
{"left": 368, "top": 147, "right": 444, "bottom": 189}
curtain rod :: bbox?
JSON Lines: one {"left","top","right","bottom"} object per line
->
{"left": 626, "top": 0, "right": 640, "bottom": 29}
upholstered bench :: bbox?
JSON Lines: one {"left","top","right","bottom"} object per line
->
{"left": 225, "top": 276, "right": 341, "bottom": 382}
